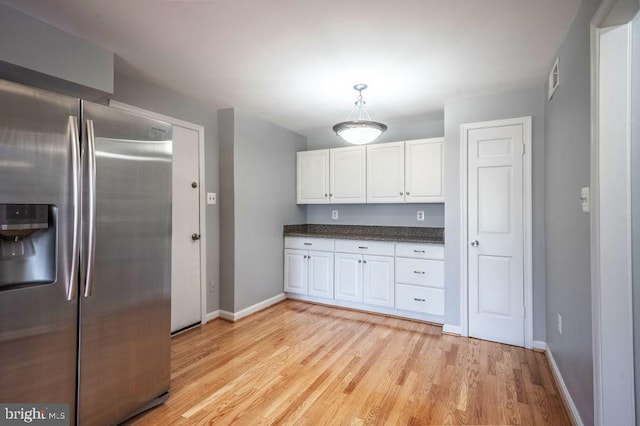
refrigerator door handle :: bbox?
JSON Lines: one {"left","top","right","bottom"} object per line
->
{"left": 84, "top": 119, "right": 97, "bottom": 298}
{"left": 67, "top": 116, "right": 80, "bottom": 301}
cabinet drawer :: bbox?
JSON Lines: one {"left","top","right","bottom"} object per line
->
{"left": 334, "top": 239, "right": 395, "bottom": 256}
{"left": 395, "top": 284, "right": 444, "bottom": 316}
{"left": 285, "top": 237, "right": 334, "bottom": 251}
{"left": 395, "top": 258, "right": 444, "bottom": 288}
{"left": 395, "top": 243, "right": 444, "bottom": 260}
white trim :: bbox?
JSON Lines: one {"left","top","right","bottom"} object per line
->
{"left": 590, "top": 7, "right": 636, "bottom": 423}
{"left": 219, "top": 293, "right": 287, "bottom": 322}
{"left": 545, "top": 346, "right": 584, "bottom": 426}
{"left": 205, "top": 310, "right": 220, "bottom": 323}
{"left": 459, "top": 116, "right": 533, "bottom": 349}
{"left": 108, "top": 100, "right": 210, "bottom": 327}
{"left": 532, "top": 340, "right": 547, "bottom": 351}
{"left": 442, "top": 324, "right": 462, "bottom": 335}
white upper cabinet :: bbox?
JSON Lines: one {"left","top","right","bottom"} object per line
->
{"left": 405, "top": 138, "right": 445, "bottom": 203}
{"left": 297, "top": 149, "right": 329, "bottom": 204}
{"left": 330, "top": 146, "right": 366, "bottom": 203}
{"left": 297, "top": 138, "right": 445, "bottom": 204}
{"left": 366, "top": 141, "right": 405, "bottom": 203}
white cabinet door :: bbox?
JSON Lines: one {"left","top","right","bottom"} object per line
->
{"left": 284, "top": 249, "right": 308, "bottom": 294}
{"left": 308, "top": 250, "right": 334, "bottom": 298}
{"left": 363, "top": 255, "right": 394, "bottom": 308}
{"left": 405, "top": 138, "right": 445, "bottom": 203}
{"left": 366, "top": 141, "right": 405, "bottom": 203}
{"left": 334, "top": 253, "right": 363, "bottom": 302}
{"left": 297, "top": 150, "right": 329, "bottom": 204}
{"left": 330, "top": 146, "right": 366, "bottom": 203}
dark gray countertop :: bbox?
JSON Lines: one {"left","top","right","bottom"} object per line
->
{"left": 283, "top": 224, "right": 444, "bottom": 244}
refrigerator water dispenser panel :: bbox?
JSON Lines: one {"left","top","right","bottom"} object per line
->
{"left": 0, "top": 204, "right": 56, "bottom": 289}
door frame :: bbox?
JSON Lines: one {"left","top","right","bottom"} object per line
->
{"left": 589, "top": 1, "right": 637, "bottom": 423}
{"left": 459, "top": 116, "right": 533, "bottom": 349}
{"left": 109, "top": 100, "right": 208, "bottom": 327}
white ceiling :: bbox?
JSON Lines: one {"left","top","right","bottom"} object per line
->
{"left": 1, "top": 0, "right": 580, "bottom": 138}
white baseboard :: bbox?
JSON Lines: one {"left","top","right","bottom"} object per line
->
{"left": 205, "top": 310, "right": 220, "bottom": 323}
{"left": 287, "top": 293, "right": 444, "bottom": 325}
{"left": 442, "top": 324, "right": 462, "bottom": 335}
{"left": 545, "top": 346, "right": 584, "bottom": 426}
{"left": 218, "top": 293, "right": 287, "bottom": 323}
{"left": 532, "top": 340, "right": 547, "bottom": 351}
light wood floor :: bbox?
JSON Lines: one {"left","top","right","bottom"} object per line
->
{"left": 129, "top": 300, "right": 571, "bottom": 425}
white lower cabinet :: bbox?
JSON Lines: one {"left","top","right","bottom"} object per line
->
{"left": 284, "top": 238, "right": 335, "bottom": 296}
{"left": 334, "top": 253, "right": 363, "bottom": 302}
{"left": 284, "top": 249, "right": 307, "bottom": 294}
{"left": 362, "top": 255, "right": 394, "bottom": 307}
{"left": 308, "top": 251, "right": 334, "bottom": 298}
{"left": 284, "top": 237, "right": 444, "bottom": 321}
{"left": 394, "top": 243, "right": 445, "bottom": 316}
{"left": 395, "top": 284, "right": 444, "bottom": 315}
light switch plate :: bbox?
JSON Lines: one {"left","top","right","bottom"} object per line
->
{"left": 332, "top": 210, "right": 338, "bottom": 220}
{"left": 207, "top": 192, "right": 217, "bottom": 205}
{"left": 580, "top": 187, "right": 589, "bottom": 213}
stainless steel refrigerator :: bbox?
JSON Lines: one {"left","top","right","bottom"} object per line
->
{"left": 0, "top": 79, "right": 172, "bottom": 425}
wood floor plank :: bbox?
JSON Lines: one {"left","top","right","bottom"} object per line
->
{"left": 127, "top": 300, "right": 572, "bottom": 425}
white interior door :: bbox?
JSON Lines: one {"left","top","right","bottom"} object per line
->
{"left": 171, "top": 126, "right": 202, "bottom": 333}
{"left": 467, "top": 123, "right": 525, "bottom": 347}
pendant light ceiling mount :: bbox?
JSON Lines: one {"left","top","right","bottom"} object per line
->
{"left": 332, "top": 84, "right": 388, "bottom": 145}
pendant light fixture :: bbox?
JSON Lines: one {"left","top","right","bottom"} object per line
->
{"left": 332, "top": 84, "right": 388, "bottom": 145}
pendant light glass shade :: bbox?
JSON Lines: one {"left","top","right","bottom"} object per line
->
{"left": 333, "top": 84, "right": 387, "bottom": 145}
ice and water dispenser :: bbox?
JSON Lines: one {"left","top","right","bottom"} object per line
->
{"left": 0, "top": 204, "right": 56, "bottom": 289}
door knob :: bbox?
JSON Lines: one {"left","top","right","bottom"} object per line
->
{"left": 470, "top": 240, "right": 479, "bottom": 247}
{"left": 191, "top": 181, "right": 198, "bottom": 188}
{"left": 191, "top": 233, "right": 201, "bottom": 241}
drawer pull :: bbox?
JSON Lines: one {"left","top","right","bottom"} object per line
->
{"left": 414, "top": 250, "right": 425, "bottom": 253}
{"left": 414, "top": 298, "right": 426, "bottom": 302}
{"left": 358, "top": 246, "right": 368, "bottom": 249}
{"left": 413, "top": 271, "right": 425, "bottom": 275}
{"left": 304, "top": 243, "right": 312, "bottom": 246}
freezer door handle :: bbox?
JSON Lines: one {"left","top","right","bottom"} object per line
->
{"left": 84, "top": 119, "right": 97, "bottom": 298}
{"left": 67, "top": 116, "right": 80, "bottom": 301}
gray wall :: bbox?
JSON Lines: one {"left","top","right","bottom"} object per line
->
{"left": 0, "top": 4, "right": 113, "bottom": 99}
{"left": 306, "top": 113, "right": 445, "bottom": 227}
{"left": 219, "top": 108, "right": 307, "bottom": 312}
{"left": 443, "top": 87, "right": 547, "bottom": 342}
{"left": 632, "top": 9, "right": 640, "bottom": 426}
{"left": 112, "top": 71, "right": 221, "bottom": 313}
{"left": 544, "top": 0, "right": 601, "bottom": 423}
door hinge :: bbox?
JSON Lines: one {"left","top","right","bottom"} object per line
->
{"left": 521, "top": 143, "right": 525, "bottom": 156}
{"left": 523, "top": 305, "right": 526, "bottom": 318}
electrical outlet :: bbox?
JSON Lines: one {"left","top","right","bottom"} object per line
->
{"left": 332, "top": 210, "right": 339, "bottom": 220}
{"left": 557, "top": 313, "right": 562, "bottom": 334}
{"left": 207, "top": 192, "right": 217, "bottom": 205}
{"left": 417, "top": 211, "right": 425, "bottom": 221}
